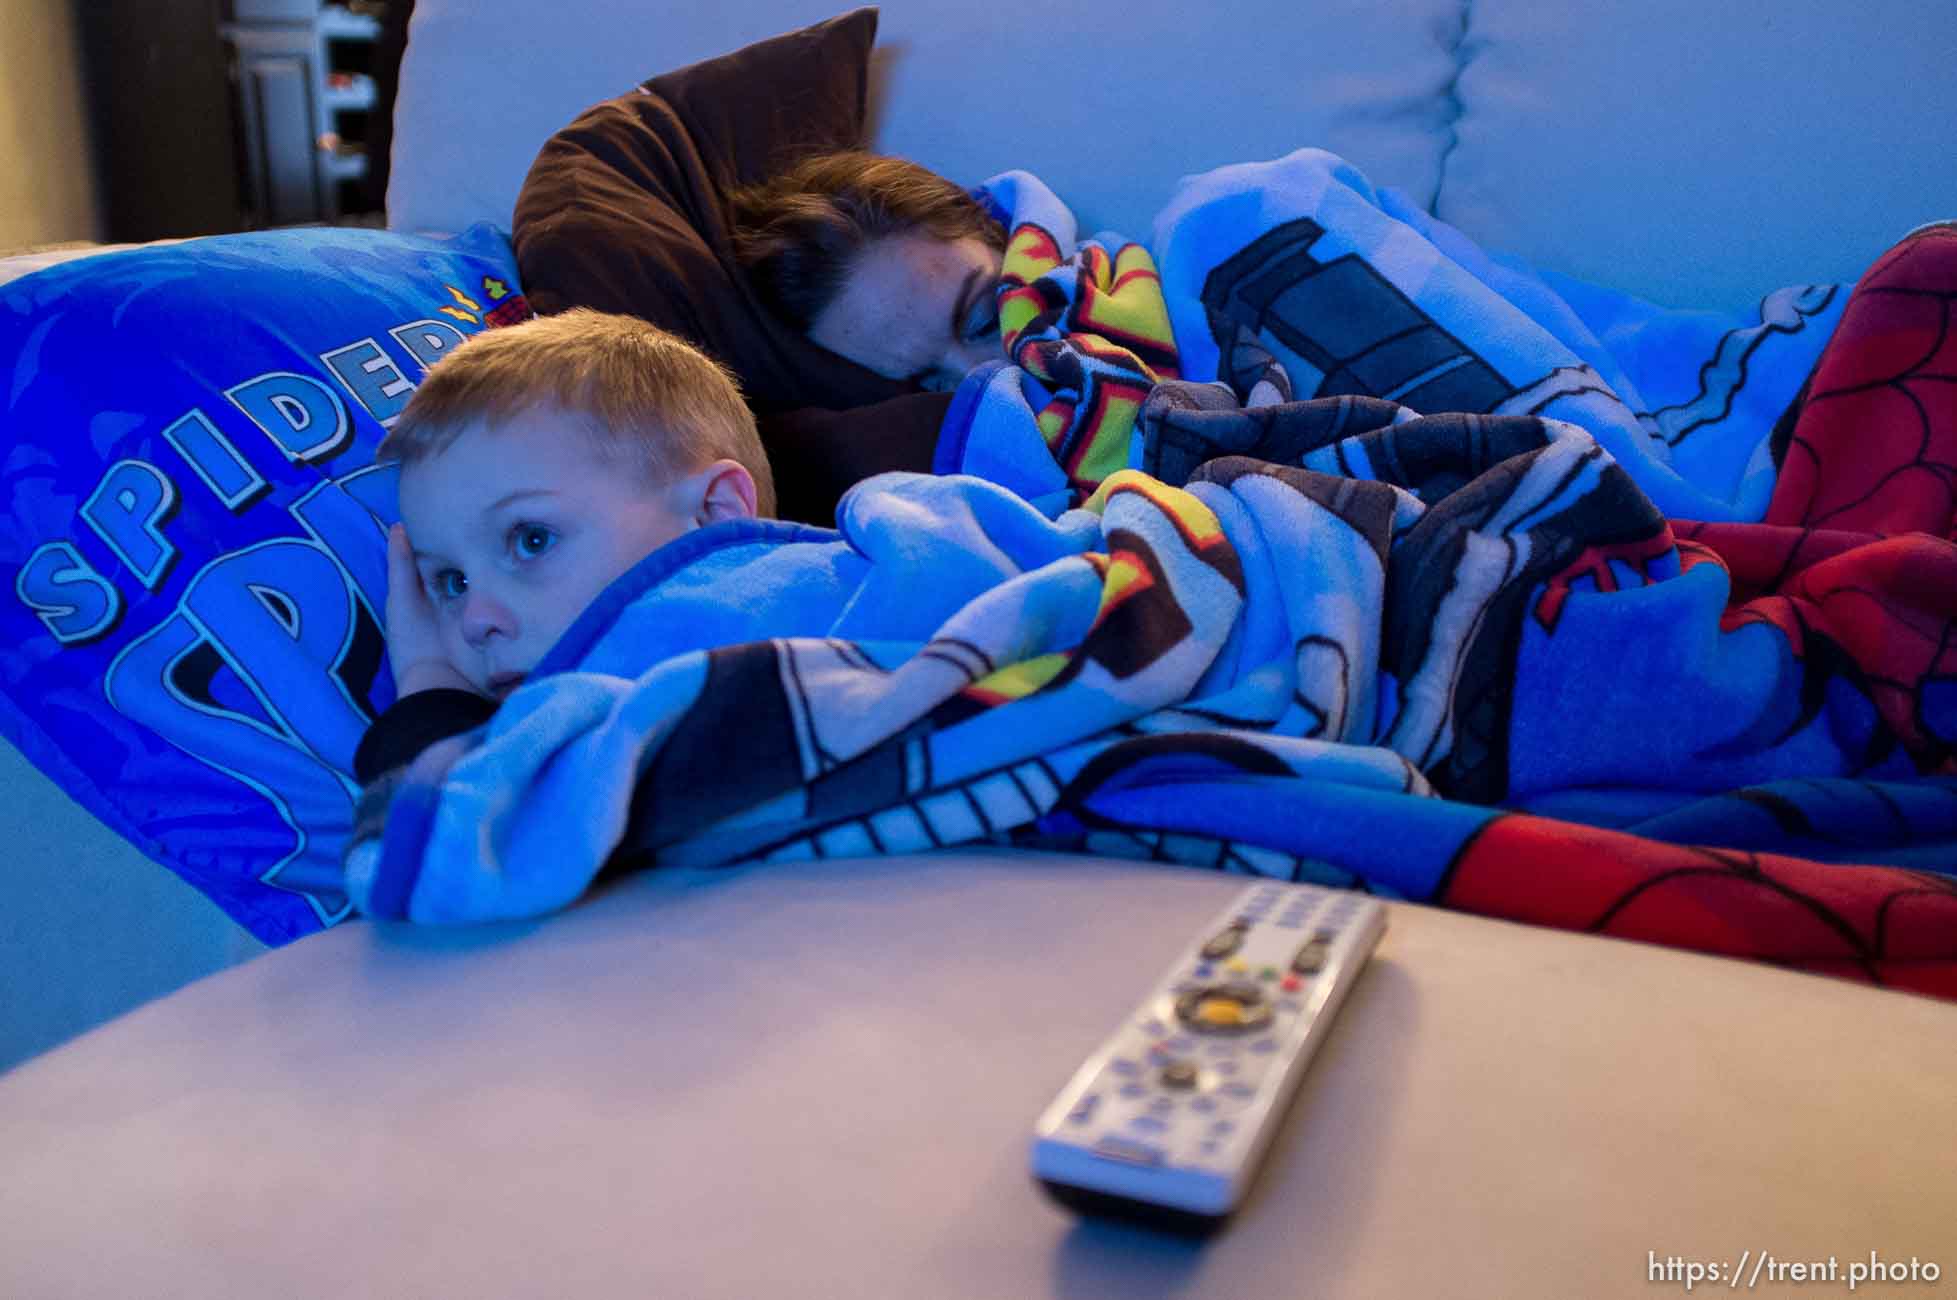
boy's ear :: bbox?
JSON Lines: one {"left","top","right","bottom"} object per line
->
{"left": 691, "top": 459, "right": 760, "bottom": 523}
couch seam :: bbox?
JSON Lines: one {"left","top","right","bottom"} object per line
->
{"left": 1431, "top": 0, "right": 1473, "bottom": 214}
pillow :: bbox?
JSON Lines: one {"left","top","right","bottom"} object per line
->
{"left": 510, "top": 7, "right": 952, "bottom": 519}
{"left": 0, "top": 224, "right": 528, "bottom": 944}
{"left": 513, "top": 8, "right": 900, "bottom": 411}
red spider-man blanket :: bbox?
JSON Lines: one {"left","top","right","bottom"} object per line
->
{"left": 1438, "top": 224, "right": 1957, "bottom": 997}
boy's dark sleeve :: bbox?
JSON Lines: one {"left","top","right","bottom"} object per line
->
{"left": 353, "top": 689, "right": 500, "bottom": 785}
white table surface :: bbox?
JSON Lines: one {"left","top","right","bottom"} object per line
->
{"left": 3, "top": 850, "right": 1952, "bottom": 1299}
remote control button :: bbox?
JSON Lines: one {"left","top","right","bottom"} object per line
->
{"left": 1119, "top": 1082, "right": 1147, "bottom": 1098}
{"left": 1259, "top": 966, "right": 1279, "bottom": 981}
{"left": 1291, "top": 941, "right": 1329, "bottom": 974}
{"left": 1174, "top": 982, "right": 1274, "bottom": 1035}
{"left": 1315, "top": 927, "right": 1340, "bottom": 942}
{"left": 1210, "top": 1119, "right": 1237, "bottom": 1135}
{"left": 1110, "top": 1058, "right": 1140, "bottom": 1076}
{"left": 1129, "top": 1114, "right": 1169, "bottom": 1134}
{"left": 1221, "top": 1082, "right": 1256, "bottom": 1100}
{"left": 1200, "top": 924, "right": 1248, "bottom": 959}
{"left": 1159, "top": 1060, "right": 1200, "bottom": 1090}
{"left": 1194, "top": 963, "right": 1215, "bottom": 979}
{"left": 1141, "top": 1017, "right": 1167, "bottom": 1036}
{"left": 1189, "top": 998, "right": 1243, "bottom": 1029}
{"left": 1067, "top": 1094, "right": 1101, "bottom": 1124}
{"left": 1092, "top": 1136, "right": 1164, "bottom": 1166}
{"left": 1280, "top": 975, "right": 1302, "bottom": 992}
{"left": 1211, "top": 1059, "right": 1239, "bottom": 1076}
{"left": 1190, "top": 1095, "right": 1217, "bottom": 1113}
{"left": 1148, "top": 1095, "right": 1178, "bottom": 1113}
{"left": 1250, "top": 1037, "right": 1278, "bottom": 1054}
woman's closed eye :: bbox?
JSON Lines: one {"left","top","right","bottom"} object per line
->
{"left": 960, "top": 294, "right": 1000, "bottom": 345}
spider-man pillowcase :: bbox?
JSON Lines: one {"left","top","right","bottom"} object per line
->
{"left": 0, "top": 224, "right": 528, "bottom": 945}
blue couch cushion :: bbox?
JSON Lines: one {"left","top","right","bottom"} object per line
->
{"left": 1438, "top": 0, "right": 1957, "bottom": 309}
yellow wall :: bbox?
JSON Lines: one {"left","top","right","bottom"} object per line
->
{"left": 0, "top": 0, "right": 101, "bottom": 247}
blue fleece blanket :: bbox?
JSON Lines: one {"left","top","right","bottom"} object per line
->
{"left": 942, "top": 150, "right": 1847, "bottom": 521}
{"left": 343, "top": 153, "right": 1957, "bottom": 992}
{"left": 343, "top": 434, "right": 1957, "bottom": 982}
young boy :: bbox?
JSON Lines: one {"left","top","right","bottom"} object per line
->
{"left": 353, "top": 308, "right": 774, "bottom": 783}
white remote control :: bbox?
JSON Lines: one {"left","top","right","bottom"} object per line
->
{"left": 1031, "top": 881, "right": 1386, "bottom": 1233}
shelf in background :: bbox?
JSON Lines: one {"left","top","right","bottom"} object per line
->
{"left": 317, "top": 5, "right": 381, "bottom": 39}
{"left": 323, "top": 73, "right": 376, "bottom": 111}
{"left": 224, "top": 1, "right": 394, "bottom": 227}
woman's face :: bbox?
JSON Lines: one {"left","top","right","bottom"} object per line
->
{"left": 808, "top": 233, "right": 1003, "bottom": 392}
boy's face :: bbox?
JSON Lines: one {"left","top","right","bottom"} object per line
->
{"left": 396, "top": 414, "right": 698, "bottom": 698}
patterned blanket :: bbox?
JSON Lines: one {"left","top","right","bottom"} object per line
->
{"left": 346, "top": 154, "right": 1957, "bottom": 995}
{"left": 944, "top": 152, "right": 1853, "bottom": 522}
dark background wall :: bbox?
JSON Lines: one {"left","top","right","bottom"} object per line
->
{"left": 76, "top": 0, "right": 413, "bottom": 242}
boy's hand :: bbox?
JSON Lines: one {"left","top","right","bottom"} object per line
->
{"left": 384, "top": 522, "right": 475, "bottom": 697}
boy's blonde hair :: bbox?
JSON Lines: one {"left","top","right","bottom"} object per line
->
{"left": 379, "top": 308, "right": 776, "bottom": 517}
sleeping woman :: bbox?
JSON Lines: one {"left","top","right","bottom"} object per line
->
{"left": 720, "top": 143, "right": 1889, "bottom": 529}
{"left": 518, "top": 64, "right": 1936, "bottom": 538}
{"left": 506, "top": 2, "right": 1935, "bottom": 530}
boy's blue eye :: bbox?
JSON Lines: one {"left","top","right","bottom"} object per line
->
{"left": 512, "top": 523, "right": 557, "bottom": 559}
{"left": 432, "top": 569, "right": 467, "bottom": 600}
